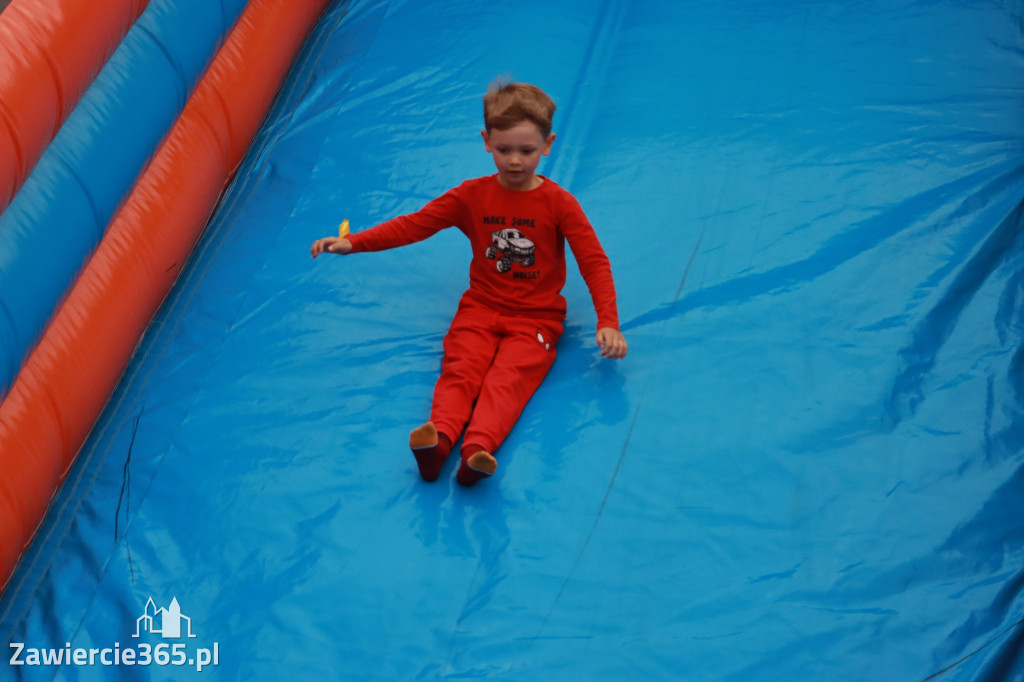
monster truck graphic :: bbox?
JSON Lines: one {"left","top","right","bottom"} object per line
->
{"left": 485, "top": 228, "right": 535, "bottom": 273}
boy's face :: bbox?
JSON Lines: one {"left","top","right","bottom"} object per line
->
{"left": 481, "top": 121, "right": 555, "bottom": 191}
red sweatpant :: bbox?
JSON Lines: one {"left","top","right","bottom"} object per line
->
{"left": 431, "top": 297, "right": 563, "bottom": 455}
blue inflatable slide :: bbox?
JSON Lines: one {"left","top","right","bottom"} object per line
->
{"left": 1, "top": 1, "right": 1022, "bottom": 680}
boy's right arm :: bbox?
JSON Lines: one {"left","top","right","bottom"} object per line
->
{"left": 309, "top": 186, "right": 466, "bottom": 259}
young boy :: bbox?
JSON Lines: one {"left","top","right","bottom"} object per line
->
{"left": 311, "top": 80, "right": 627, "bottom": 486}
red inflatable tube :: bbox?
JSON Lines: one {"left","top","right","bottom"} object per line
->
{"left": 0, "top": 0, "right": 149, "bottom": 211}
{"left": 0, "top": 0, "right": 331, "bottom": 591}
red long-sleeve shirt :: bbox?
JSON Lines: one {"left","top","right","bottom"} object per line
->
{"left": 348, "top": 175, "right": 620, "bottom": 330}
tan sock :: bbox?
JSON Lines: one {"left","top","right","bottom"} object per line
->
{"left": 456, "top": 446, "right": 496, "bottom": 486}
{"left": 409, "top": 422, "right": 450, "bottom": 482}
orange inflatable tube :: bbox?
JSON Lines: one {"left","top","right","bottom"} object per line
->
{"left": 0, "top": 0, "right": 330, "bottom": 591}
{"left": 0, "top": 0, "right": 149, "bottom": 210}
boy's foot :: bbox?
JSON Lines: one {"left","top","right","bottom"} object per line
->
{"left": 456, "top": 449, "right": 497, "bottom": 487}
{"left": 409, "top": 422, "right": 450, "bottom": 482}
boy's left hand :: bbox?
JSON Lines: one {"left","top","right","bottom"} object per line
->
{"left": 596, "top": 327, "right": 628, "bottom": 360}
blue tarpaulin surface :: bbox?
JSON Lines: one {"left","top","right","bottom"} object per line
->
{"left": 2, "top": 0, "right": 1023, "bottom": 679}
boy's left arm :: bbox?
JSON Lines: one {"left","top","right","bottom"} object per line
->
{"left": 560, "top": 200, "right": 628, "bottom": 360}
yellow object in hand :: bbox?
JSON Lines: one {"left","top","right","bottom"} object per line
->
{"left": 338, "top": 219, "right": 350, "bottom": 239}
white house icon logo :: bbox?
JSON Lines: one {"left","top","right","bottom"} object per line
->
{"left": 133, "top": 597, "right": 197, "bottom": 639}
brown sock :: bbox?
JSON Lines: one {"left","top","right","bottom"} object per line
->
{"left": 456, "top": 444, "right": 497, "bottom": 486}
{"left": 409, "top": 422, "right": 451, "bottom": 482}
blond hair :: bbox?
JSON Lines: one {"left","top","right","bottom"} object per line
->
{"left": 482, "top": 79, "right": 556, "bottom": 138}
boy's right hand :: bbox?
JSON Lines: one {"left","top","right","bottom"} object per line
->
{"left": 311, "top": 237, "right": 352, "bottom": 258}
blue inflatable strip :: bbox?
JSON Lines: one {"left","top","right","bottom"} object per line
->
{"left": 2, "top": 1, "right": 1023, "bottom": 680}
{"left": 0, "top": 0, "right": 249, "bottom": 399}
